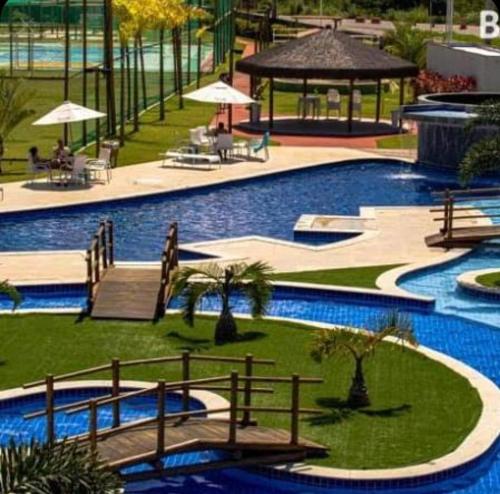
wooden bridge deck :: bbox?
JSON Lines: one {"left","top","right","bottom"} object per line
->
{"left": 93, "top": 418, "right": 327, "bottom": 471}
{"left": 91, "top": 267, "right": 161, "bottom": 320}
{"left": 425, "top": 225, "right": 500, "bottom": 249}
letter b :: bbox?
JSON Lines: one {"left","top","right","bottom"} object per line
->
{"left": 480, "top": 10, "right": 500, "bottom": 39}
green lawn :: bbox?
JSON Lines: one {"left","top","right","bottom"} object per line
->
{"left": 0, "top": 313, "right": 481, "bottom": 470}
{"left": 274, "top": 264, "right": 404, "bottom": 289}
{"left": 377, "top": 134, "right": 418, "bottom": 149}
{"left": 476, "top": 271, "right": 500, "bottom": 289}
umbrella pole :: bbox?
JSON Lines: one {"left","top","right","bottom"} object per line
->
{"left": 228, "top": 105, "right": 233, "bottom": 132}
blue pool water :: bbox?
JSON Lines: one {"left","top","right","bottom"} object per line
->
{"left": 1, "top": 160, "right": 499, "bottom": 493}
{"left": 0, "top": 386, "right": 204, "bottom": 446}
{"left": 0, "top": 161, "right": 478, "bottom": 259}
{"left": 0, "top": 42, "right": 211, "bottom": 71}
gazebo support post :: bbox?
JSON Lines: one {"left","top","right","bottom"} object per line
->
{"left": 399, "top": 77, "right": 405, "bottom": 129}
{"left": 375, "top": 79, "right": 382, "bottom": 123}
{"left": 348, "top": 79, "right": 354, "bottom": 134}
{"left": 302, "top": 78, "right": 307, "bottom": 119}
{"left": 269, "top": 77, "right": 274, "bottom": 129}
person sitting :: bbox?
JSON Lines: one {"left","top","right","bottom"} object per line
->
{"left": 215, "top": 122, "right": 229, "bottom": 161}
{"left": 27, "top": 146, "right": 52, "bottom": 181}
{"left": 52, "top": 139, "right": 72, "bottom": 168}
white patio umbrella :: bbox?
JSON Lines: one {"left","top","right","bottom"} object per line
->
{"left": 183, "top": 81, "right": 255, "bottom": 105}
{"left": 183, "top": 81, "right": 255, "bottom": 131}
{"left": 33, "top": 101, "right": 106, "bottom": 147}
{"left": 33, "top": 101, "right": 106, "bottom": 126}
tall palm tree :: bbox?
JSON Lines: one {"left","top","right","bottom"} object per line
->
{"left": 173, "top": 261, "right": 274, "bottom": 344}
{"left": 0, "top": 440, "right": 122, "bottom": 493}
{"left": 0, "top": 280, "right": 21, "bottom": 310}
{"left": 0, "top": 74, "right": 35, "bottom": 173}
{"left": 311, "top": 311, "right": 417, "bottom": 408}
{"left": 383, "top": 23, "right": 431, "bottom": 69}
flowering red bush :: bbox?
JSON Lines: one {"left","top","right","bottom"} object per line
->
{"left": 415, "top": 70, "right": 476, "bottom": 95}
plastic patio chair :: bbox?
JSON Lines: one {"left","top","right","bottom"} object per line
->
{"left": 248, "top": 132, "right": 270, "bottom": 161}
{"left": 326, "top": 89, "right": 341, "bottom": 119}
{"left": 86, "top": 147, "right": 112, "bottom": 183}
{"left": 27, "top": 154, "right": 52, "bottom": 184}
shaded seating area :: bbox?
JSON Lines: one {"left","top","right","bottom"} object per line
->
{"left": 235, "top": 27, "right": 418, "bottom": 135}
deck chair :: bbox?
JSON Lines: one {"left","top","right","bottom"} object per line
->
{"left": 215, "top": 133, "right": 234, "bottom": 160}
{"left": 248, "top": 132, "right": 270, "bottom": 161}
{"left": 353, "top": 90, "right": 362, "bottom": 119}
{"left": 86, "top": 147, "right": 112, "bottom": 183}
{"left": 326, "top": 89, "right": 341, "bottom": 119}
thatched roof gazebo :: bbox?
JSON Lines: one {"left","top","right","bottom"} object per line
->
{"left": 236, "top": 27, "right": 419, "bottom": 133}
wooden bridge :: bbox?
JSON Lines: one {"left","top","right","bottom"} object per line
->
{"left": 86, "top": 221, "right": 178, "bottom": 321}
{"left": 23, "top": 353, "right": 327, "bottom": 480}
{"left": 426, "top": 188, "right": 500, "bottom": 249}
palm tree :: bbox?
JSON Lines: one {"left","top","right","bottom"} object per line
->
{"left": 173, "top": 261, "right": 274, "bottom": 344}
{"left": 0, "top": 280, "right": 21, "bottom": 310}
{"left": 383, "top": 23, "right": 431, "bottom": 69}
{"left": 311, "top": 311, "right": 417, "bottom": 408}
{"left": 0, "top": 440, "right": 122, "bottom": 493}
{"left": 0, "top": 74, "right": 35, "bottom": 173}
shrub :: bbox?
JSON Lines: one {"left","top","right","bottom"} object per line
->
{"left": 415, "top": 70, "right": 476, "bottom": 95}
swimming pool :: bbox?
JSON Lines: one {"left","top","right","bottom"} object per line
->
{"left": 1, "top": 160, "right": 499, "bottom": 493}
{"left": 0, "top": 161, "right": 483, "bottom": 259}
{"left": 0, "top": 42, "right": 212, "bottom": 72}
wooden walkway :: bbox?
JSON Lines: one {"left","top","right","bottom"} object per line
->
{"left": 426, "top": 188, "right": 500, "bottom": 249}
{"left": 23, "top": 354, "right": 327, "bottom": 480}
{"left": 95, "top": 418, "right": 326, "bottom": 472}
{"left": 87, "top": 221, "right": 178, "bottom": 321}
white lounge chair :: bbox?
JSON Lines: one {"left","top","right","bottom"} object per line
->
{"left": 86, "top": 147, "right": 112, "bottom": 183}
{"left": 160, "top": 148, "right": 221, "bottom": 170}
{"left": 215, "top": 133, "right": 234, "bottom": 161}
{"left": 326, "top": 89, "right": 341, "bottom": 119}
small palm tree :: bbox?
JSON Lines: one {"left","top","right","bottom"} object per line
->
{"left": 0, "top": 74, "right": 35, "bottom": 173}
{"left": 173, "top": 261, "right": 274, "bottom": 344}
{"left": 311, "top": 311, "right": 417, "bottom": 408}
{"left": 0, "top": 440, "right": 122, "bottom": 493}
{"left": 0, "top": 280, "right": 21, "bottom": 310}
{"left": 383, "top": 23, "right": 430, "bottom": 69}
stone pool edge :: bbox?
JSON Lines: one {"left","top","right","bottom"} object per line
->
{"left": 457, "top": 268, "right": 500, "bottom": 300}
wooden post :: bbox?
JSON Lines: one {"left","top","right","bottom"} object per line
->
{"left": 157, "top": 380, "right": 166, "bottom": 456}
{"left": 242, "top": 354, "right": 253, "bottom": 426}
{"left": 111, "top": 358, "right": 120, "bottom": 428}
{"left": 86, "top": 249, "right": 93, "bottom": 312}
{"left": 447, "top": 197, "right": 455, "bottom": 240}
{"left": 268, "top": 77, "right": 274, "bottom": 130}
{"left": 441, "top": 189, "right": 450, "bottom": 235}
{"left": 94, "top": 235, "right": 100, "bottom": 283}
{"left": 302, "top": 78, "right": 307, "bottom": 119}
{"left": 82, "top": 0, "right": 88, "bottom": 146}
{"left": 182, "top": 351, "right": 190, "bottom": 413}
{"left": 375, "top": 79, "right": 382, "bottom": 123}
{"left": 229, "top": 371, "right": 238, "bottom": 444}
{"left": 100, "top": 221, "right": 108, "bottom": 269}
{"left": 348, "top": 79, "right": 354, "bottom": 134}
{"left": 95, "top": 69, "right": 101, "bottom": 156}
{"left": 46, "top": 375, "right": 55, "bottom": 445}
{"left": 89, "top": 399, "right": 98, "bottom": 451}
{"left": 107, "top": 220, "right": 114, "bottom": 265}
{"left": 63, "top": 0, "right": 70, "bottom": 145}
{"left": 290, "top": 374, "right": 300, "bottom": 445}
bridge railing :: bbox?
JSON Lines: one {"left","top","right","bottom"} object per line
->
{"left": 41, "top": 372, "right": 322, "bottom": 462}
{"left": 23, "top": 351, "right": 275, "bottom": 444}
{"left": 431, "top": 187, "right": 500, "bottom": 240}
{"left": 156, "top": 221, "right": 179, "bottom": 319}
{"left": 86, "top": 220, "right": 114, "bottom": 312}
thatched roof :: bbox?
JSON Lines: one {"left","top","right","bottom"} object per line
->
{"left": 236, "top": 28, "right": 419, "bottom": 80}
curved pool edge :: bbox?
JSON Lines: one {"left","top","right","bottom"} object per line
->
{"left": 166, "top": 310, "right": 500, "bottom": 485}
{"left": 457, "top": 269, "right": 500, "bottom": 301}
{"left": 0, "top": 379, "right": 230, "bottom": 421}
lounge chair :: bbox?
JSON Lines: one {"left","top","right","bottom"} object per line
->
{"left": 248, "top": 132, "right": 270, "bottom": 161}
{"left": 86, "top": 147, "right": 112, "bottom": 183}
{"left": 215, "top": 133, "right": 234, "bottom": 161}
{"left": 160, "top": 147, "right": 221, "bottom": 170}
{"left": 326, "top": 89, "right": 341, "bottom": 119}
